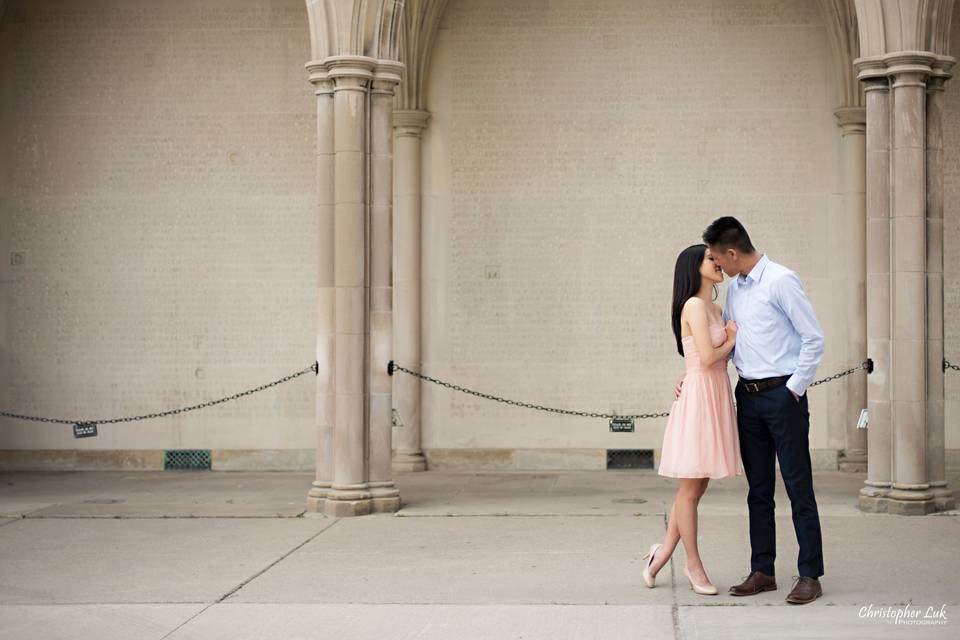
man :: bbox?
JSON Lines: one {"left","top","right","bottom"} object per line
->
{"left": 686, "top": 216, "right": 825, "bottom": 604}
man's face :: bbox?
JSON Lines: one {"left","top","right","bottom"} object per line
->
{"left": 708, "top": 244, "right": 739, "bottom": 277}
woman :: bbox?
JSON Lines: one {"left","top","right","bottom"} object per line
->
{"left": 642, "top": 244, "right": 744, "bottom": 595}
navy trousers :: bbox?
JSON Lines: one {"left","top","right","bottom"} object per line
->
{"left": 734, "top": 379, "right": 824, "bottom": 579}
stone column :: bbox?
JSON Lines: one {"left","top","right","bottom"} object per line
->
{"left": 925, "top": 67, "right": 955, "bottom": 512}
{"left": 302, "top": 1, "right": 406, "bottom": 517}
{"left": 859, "top": 77, "right": 892, "bottom": 509}
{"left": 367, "top": 62, "right": 404, "bottom": 510}
{"left": 391, "top": 109, "right": 431, "bottom": 472}
{"left": 886, "top": 55, "right": 934, "bottom": 514}
{"left": 324, "top": 56, "right": 376, "bottom": 516}
{"left": 834, "top": 106, "right": 868, "bottom": 473}
{"left": 306, "top": 64, "right": 335, "bottom": 510}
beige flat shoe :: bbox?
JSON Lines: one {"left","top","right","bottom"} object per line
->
{"left": 641, "top": 543, "right": 662, "bottom": 588}
{"left": 684, "top": 566, "right": 718, "bottom": 595}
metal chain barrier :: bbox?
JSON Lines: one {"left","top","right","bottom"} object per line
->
{"left": 0, "top": 362, "right": 318, "bottom": 426}
{"left": 389, "top": 358, "right": 887, "bottom": 420}
{"left": 0, "top": 356, "right": 956, "bottom": 431}
{"left": 388, "top": 361, "right": 673, "bottom": 420}
{"left": 806, "top": 360, "right": 873, "bottom": 388}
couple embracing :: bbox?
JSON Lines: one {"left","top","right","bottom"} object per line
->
{"left": 642, "top": 216, "right": 826, "bottom": 605}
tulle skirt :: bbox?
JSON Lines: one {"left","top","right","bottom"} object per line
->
{"left": 657, "top": 369, "right": 744, "bottom": 479}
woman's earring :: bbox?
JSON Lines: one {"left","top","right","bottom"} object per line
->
{"left": 712, "top": 284, "right": 719, "bottom": 302}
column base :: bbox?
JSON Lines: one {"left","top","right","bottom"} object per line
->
{"left": 306, "top": 482, "right": 402, "bottom": 515}
{"left": 858, "top": 482, "right": 890, "bottom": 512}
{"left": 305, "top": 480, "right": 331, "bottom": 512}
{"left": 369, "top": 481, "right": 402, "bottom": 513}
{"left": 886, "top": 497, "right": 937, "bottom": 515}
{"left": 318, "top": 483, "right": 373, "bottom": 517}
{"left": 323, "top": 496, "right": 373, "bottom": 517}
{"left": 929, "top": 482, "right": 956, "bottom": 512}
{"left": 838, "top": 449, "right": 868, "bottom": 473}
{"left": 858, "top": 483, "right": 953, "bottom": 514}
{"left": 393, "top": 450, "right": 427, "bottom": 472}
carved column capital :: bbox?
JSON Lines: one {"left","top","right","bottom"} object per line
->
{"left": 373, "top": 59, "right": 405, "bottom": 91}
{"left": 325, "top": 55, "right": 376, "bottom": 90}
{"left": 926, "top": 76, "right": 947, "bottom": 93}
{"left": 833, "top": 106, "right": 865, "bottom": 136}
{"left": 860, "top": 77, "right": 889, "bottom": 93}
{"left": 854, "top": 51, "right": 949, "bottom": 85}
{"left": 305, "top": 60, "right": 331, "bottom": 89}
{"left": 930, "top": 55, "right": 956, "bottom": 82}
{"left": 393, "top": 109, "right": 431, "bottom": 138}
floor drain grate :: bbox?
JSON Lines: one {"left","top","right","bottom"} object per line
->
{"left": 606, "top": 449, "right": 654, "bottom": 470}
{"left": 164, "top": 449, "right": 211, "bottom": 470}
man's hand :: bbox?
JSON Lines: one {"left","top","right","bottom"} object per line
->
{"left": 790, "top": 389, "right": 800, "bottom": 402}
{"left": 674, "top": 375, "right": 684, "bottom": 399}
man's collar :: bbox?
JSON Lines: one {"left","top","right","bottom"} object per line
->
{"left": 737, "top": 253, "right": 768, "bottom": 285}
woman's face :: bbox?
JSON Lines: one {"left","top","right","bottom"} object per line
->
{"left": 700, "top": 249, "right": 724, "bottom": 284}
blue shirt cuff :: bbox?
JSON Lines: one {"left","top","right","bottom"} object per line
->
{"left": 785, "top": 377, "right": 804, "bottom": 397}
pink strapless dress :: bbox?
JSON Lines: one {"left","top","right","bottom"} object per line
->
{"left": 658, "top": 323, "right": 744, "bottom": 479}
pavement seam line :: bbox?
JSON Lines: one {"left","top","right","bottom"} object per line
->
{"left": 665, "top": 505, "right": 681, "bottom": 640}
{"left": 22, "top": 514, "right": 310, "bottom": 519}
{"left": 395, "top": 513, "right": 630, "bottom": 517}
{"left": 156, "top": 518, "right": 342, "bottom": 640}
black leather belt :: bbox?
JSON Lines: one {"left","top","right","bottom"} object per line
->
{"left": 738, "top": 375, "right": 790, "bottom": 393}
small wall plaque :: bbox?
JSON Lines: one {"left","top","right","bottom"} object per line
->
{"left": 74, "top": 422, "right": 98, "bottom": 438}
{"left": 610, "top": 417, "right": 634, "bottom": 433}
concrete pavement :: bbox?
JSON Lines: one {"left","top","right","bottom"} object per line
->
{"left": 0, "top": 468, "right": 957, "bottom": 639}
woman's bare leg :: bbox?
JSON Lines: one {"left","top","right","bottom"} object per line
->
{"left": 648, "top": 477, "right": 711, "bottom": 583}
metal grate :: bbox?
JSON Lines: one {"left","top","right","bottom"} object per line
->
{"left": 606, "top": 449, "right": 654, "bottom": 470}
{"left": 164, "top": 449, "right": 211, "bottom": 470}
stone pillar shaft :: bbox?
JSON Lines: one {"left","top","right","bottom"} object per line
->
{"left": 925, "top": 74, "right": 953, "bottom": 510}
{"left": 367, "top": 69, "right": 403, "bottom": 509}
{"left": 307, "top": 67, "right": 336, "bottom": 508}
{"left": 330, "top": 64, "right": 373, "bottom": 502}
{"left": 887, "top": 68, "right": 932, "bottom": 502}
{"left": 834, "top": 106, "right": 868, "bottom": 472}
{"left": 861, "top": 78, "right": 892, "bottom": 503}
{"left": 391, "top": 109, "right": 431, "bottom": 472}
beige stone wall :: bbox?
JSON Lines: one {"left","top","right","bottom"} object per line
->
{"left": 420, "top": 0, "right": 960, "bottom": 460}
{"left": 0, "top": 0, "right": 318, "bottom": 461}
{"left": 945, "top": 4, "right": 960, "bottom": 449}
{"left": 0, "top": 0, "right": 957, "bottom": 470}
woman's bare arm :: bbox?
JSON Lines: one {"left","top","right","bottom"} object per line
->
{"left": 683, "top": 298, "right": 735, "bottom": 367}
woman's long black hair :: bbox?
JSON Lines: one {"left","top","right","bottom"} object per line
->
{"left": 671, "top": 244, "right": 712, "bottom": 357}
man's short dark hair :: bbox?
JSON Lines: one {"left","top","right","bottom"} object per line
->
{"left": 702, "top": 216, "right": 755, "bottom": 254}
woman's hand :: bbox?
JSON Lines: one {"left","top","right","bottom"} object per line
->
{"left": 725, "top": 320, "right": 738, "bottom": 343}
{"left": 674, "top": 375, "right": 684, "bottom": 399}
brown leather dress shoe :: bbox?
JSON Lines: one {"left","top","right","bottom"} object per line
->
{"left": 728, "top": 570, "right": 777, "bottom": 596}
{"left": 785, "top": 576, "right": 822, "bottom": 604}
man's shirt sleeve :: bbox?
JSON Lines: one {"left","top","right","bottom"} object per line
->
{"left": 773, "top": 272, "right": 824, "bottom": 396}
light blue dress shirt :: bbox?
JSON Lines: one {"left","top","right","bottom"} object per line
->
{"left": 722, "top": 253, "right": 824, "bottom": 397}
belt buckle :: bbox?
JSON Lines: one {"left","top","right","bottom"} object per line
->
{"left": 745, "top": 382, "right": 760, "bottom": 392}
